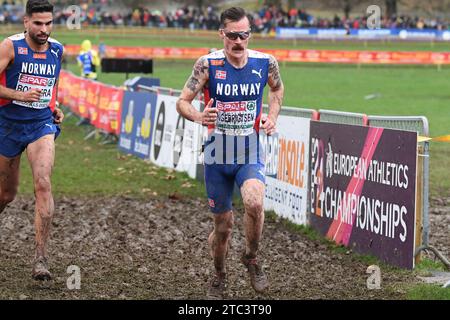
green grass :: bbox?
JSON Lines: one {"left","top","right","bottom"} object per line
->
{"left": 415, "top": 258, "right": 448, "bottom": 273}
{"left": 65, "top": 59, "right": 450, "bottom": 197}
{"left": 406, "top": 284, "right": 450, "bottom": 300}
{"left": 18, "top": 115, "right": 205, "bottom": 198}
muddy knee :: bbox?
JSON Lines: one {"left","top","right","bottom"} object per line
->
{"left": 215, "top": 219, "right": 233, "bottom": 242}
{"left": 242, "top": 180, "right": 264, "bottom": 216}
{"left": 213, "top": 214, "right": 234, "bottom": 242}
{"left": 244, "top": 202, "right": 263, "bottom": 218}
{"left": 34, "top": 176, "right": 52, "bottom": 197}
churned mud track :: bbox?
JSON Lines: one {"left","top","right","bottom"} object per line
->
{"left": 1, "top": 195, "right": 446, "bottom": 300}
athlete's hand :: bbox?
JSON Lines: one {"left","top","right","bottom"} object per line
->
{"left": 19, "top": 89, "right": 41, "bottom": 102}
{"left": 53, "top": 105, "right": 64, "bottom": 124}
{"left": 201, "top": 98, "right": 217, "bottom": 126}
{"left": 261, "top": 114, "right": 276, "bottom": 136}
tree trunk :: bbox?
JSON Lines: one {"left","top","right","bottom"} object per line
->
{"left": 288, "top": 0, "right": 296, "bottom": 10}
{"left": 343, "top": 0, "right": 351, "bottom": 19}
{"left": 265, "top": 0, "right": 282, "bottom": 6}
{"left": 197, "top": 0, "right": 203, "bottom": 10}
{"left": 385, "top": 0, "right": 397, "bottom": 18}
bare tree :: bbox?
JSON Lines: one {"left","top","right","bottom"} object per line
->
{"left": 385, "top": 0, "right": 397, "bottom": 18}
{"left": 319, "top": 0, "right": 360, "bottom": 19}
{"left": 264, "top": 0, "right": 282, "bottom": 6}
{"left": 288, "top": 0, "right": 297, "bottom": 10}
{"left": 409, "top": 0, "right": 450, "bottom": 16}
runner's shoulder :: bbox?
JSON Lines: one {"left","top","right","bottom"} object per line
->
{"left": 48, "top": 37, "right": 64, "bottom": 52}
{"left": 0, "top": 37, "right": 14, "bottom": 60}
{"left": 7, "top": 33, "right": 25, "bottom": 42}
{"left": 202, "top": 49, "right": 226, "bottom": 66}
{"left": 248, "top": 49, "right": 271, "bottom": 60}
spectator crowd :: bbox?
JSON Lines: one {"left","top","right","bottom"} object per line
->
{"left": 1, "top": 0, "right": 448, "bottom": 32}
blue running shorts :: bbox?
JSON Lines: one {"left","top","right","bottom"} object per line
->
{"left": 0, "top": 117, "right": 60, "bottom": 158}
{"left": 205, "top": 163, "right": 265, "bottom": 214}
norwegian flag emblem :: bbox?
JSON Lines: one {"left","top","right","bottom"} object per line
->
{"left": 18, "top": 47, "right": 28, "bottom": 55}
{"left": 215, "top": 70, "right": 227, "bottom": 80}
{"left": 208, "top": 198, "right": 215, "bottom": 208}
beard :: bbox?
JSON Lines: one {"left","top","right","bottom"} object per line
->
{"left": 29, "top": 32, "right": 49, "bottom": 45}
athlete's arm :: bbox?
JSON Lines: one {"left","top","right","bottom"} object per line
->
{"left": 53, "top": 106, "right": 64, "bottom": 124}
{"left": 53, "top": 79, "right": 64, "bottom": 124}
{"left": 262, "top": 54, "right": 284, "bottom": 135}
{"left": 0, "top": 38, "right": 41, "bottom": 102}
{"left": 176, "top": 56, "right": 217, "bottom": 126}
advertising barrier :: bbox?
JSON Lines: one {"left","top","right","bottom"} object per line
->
{"left": 150, "top": 94, "right": 202, "bottom": 179}
{"left": 276, "top": 27, "right": 450, "bottom": 41}
{"left": 309, "top": 121, "right": 418, "bottom": 269}
{"left": 63, "top": 45, "right": 450, "bottom": 65}
{"left": 262, "top": 115, "right": 310, "bottom": 225}
{"left": 97, "top": 85, "right": 124, "bottom": 135}
{"left": 118, "top": 91, "right": 157, "bottom": 159}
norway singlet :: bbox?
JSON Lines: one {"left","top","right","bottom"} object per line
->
{"left": 0, "top": 33, "right": 63, "bottom": 157}
{"left": 0, "top": 32, "right": 63, "bottom": 121}
{"left": 203, "top": 49, "right": 269, "bottom": 213}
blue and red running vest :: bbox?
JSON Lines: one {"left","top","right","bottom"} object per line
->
{"left": 0, "top": 33, "right": 63, "bottom": 122}
{"left": 204, "top": 49, "right": 269, "bottom": 136}
{"left": 203, "top": 49, "right": 269, "bottom": 164}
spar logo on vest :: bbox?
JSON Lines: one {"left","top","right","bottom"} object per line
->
{"left": 214, "top": 82, "right": 261, "bottom": 136}
{"left": 215, "top": 100, "right": 257, "bottom": 136}
{"left": 13, "top": 62, "right": 57, "bottom": 109}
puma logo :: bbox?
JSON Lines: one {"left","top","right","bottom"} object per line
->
{"left": 252, "top": 69, "right": 262, "bottom": 79}
{"left": 51, "top": 49, "right": 59, "bottom": 58}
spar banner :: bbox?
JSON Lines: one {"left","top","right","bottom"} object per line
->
{"left": 97, "top": 84, "right": 124, "bottom": 135}
{"left": 310, "top": 121, "right": 417, "bottom": 269}
{"left": 118, "top": 91, "right": 157, "bottom": 159}
{"left": 57, "top": 70, "right": 71, "bottom": 106}
{"left": 150, "top": 94, "right": 202, "bottom": 179}
{"left": 85, "top": 80, "right": 101, "bottom": 127}
{"left": 77, "top": 78, "right": 89, "bottom": 119}
{"left": 261, "top": 115, "right": 310, "bottom": 225}
{"left": 66, "top": 75, "right": 82, "bottom": 116}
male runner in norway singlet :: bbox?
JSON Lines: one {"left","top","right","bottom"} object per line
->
{"left": 176, "top": 7, "right": 284, "bottom": 298}
{"left": 0, "top": 0, "right": 64, "bottom": 280}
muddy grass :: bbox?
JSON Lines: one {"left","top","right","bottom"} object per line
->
{"left": 0, "top": 195, "right": 448, "bottom": 300}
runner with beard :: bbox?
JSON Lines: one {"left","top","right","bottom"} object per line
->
{"left": 0, "top": 0, "right": 64, "bottom": 280}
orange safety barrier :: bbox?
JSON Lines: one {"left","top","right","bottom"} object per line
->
{"left": 65, "top": 45, "right": 450, "bottom": 64}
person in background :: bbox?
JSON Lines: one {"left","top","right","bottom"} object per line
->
{"left": 77, "top": 39, "right": 100, "bottom": 80}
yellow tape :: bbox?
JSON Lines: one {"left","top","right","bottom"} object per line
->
{"left": 418, "top": 135, "right": 450, "bottom": 143}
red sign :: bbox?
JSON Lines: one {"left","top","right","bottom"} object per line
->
{"left": 64, "top": 44, "right": 450, "bottom": 65}
{"left": 85, "top": 81, "right": 101, "bottom": 127}
{"left": 97, "top": 85, "right": 124, "bottom": 135}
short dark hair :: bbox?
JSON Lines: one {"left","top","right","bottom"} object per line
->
{"left": 220, "top": 7, "right": 253, "bottom": 29}
{"left": 26, "top": 0, "right": 54, "bottom": 16}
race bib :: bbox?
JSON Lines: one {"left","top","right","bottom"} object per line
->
{"left": 13, "top": 73, "right": 55, "bottom": 109}
{"left": 215, "top": 100, "right": 257, "bottom": 136}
